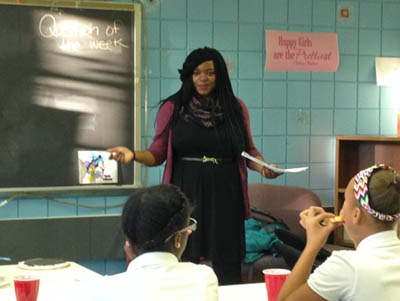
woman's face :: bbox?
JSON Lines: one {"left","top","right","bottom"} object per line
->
{"left": 174, "top": 217, "right": 193, "bottom": 259}
{"left": 192, "top": 60, "right": 216, "bottom": 96}
{"left": 340, "top": 177, "right": 358, "bottom": 239}
{"left": 340, "top": 179, "right": 353, "bottom": 222}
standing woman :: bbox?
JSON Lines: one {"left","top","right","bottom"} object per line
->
{"left": 108, "top": 47, "right": 281, "bottom": 285}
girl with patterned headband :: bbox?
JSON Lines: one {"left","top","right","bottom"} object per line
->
{"left": 278, "top": 164, "right": 400, "bottom": 301}
{"left": 354, "top": 164, "right": 400, "bottom": 223}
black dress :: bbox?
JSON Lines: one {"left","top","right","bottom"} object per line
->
{"left": 171, "top": 114, "right": 245, "bottom": 282}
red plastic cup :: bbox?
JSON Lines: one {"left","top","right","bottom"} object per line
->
{"left": 14, "top": 275, "right": 40, "bottom": 301}
{"left": 263, "top": 269, "right": 290, "bottom": 301}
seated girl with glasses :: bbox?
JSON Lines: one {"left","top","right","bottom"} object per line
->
{"left": 83, "top": 184, "right": 218, "bottom": 301}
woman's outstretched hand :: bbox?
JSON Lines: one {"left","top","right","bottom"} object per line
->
{"left": 107, "top": 146, "right": 135, "bottom": 164}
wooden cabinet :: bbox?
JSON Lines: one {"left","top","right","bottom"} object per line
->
{"left": 334, "top": 136, "right": 400, "bottom": 247}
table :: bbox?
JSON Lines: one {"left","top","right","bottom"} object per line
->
{"left": 0, "top": 262, "right": 101, "bottom": 301}
{"left": 1, "top": 262, "right": 268, "bottom": 301}
{"left": 219, "top": 282, "right": 267, "bottom": 301}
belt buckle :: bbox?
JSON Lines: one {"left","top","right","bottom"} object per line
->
{"left": 202, "top": 155, "right": 218, "bottom": 164}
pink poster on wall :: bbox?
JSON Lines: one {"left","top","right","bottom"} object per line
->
{"left": 265, "top": 30, "right": 339, "bottom": 72}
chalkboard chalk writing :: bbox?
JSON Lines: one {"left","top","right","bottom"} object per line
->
{"left": 38, "top": 14, "right": 128, "bottom": 52}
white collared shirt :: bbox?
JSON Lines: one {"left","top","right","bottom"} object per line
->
{"left": 308, "top": 230, "right": 400, "bottom": 301}
{"left": 82, "top": 252, "right": 218, "bottom": 301}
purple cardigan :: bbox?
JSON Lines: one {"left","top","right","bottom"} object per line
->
{"left": 146, "top": 98, "right": 262, "bottom": 219}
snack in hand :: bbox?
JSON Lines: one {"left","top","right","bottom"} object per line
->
{"left": 329, "top": 215, "right": 344, "bottom": 223}
{"left": 320, "top": 215, "right": 344, "bottom": 226}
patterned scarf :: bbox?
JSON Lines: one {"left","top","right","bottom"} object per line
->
{"left": 182, "top": 94, "right": 224, "bottom": 128}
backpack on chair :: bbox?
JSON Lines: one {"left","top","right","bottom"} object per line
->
{"left": 274, "top": 228, "right": 331, "bottom": 271}
{"left": 250, "top": 206, "right": 331, "bottom": 271}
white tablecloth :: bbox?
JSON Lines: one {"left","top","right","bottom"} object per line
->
{"left": 219, "top": 282, "right": 268, "bottom": 301}
{"left": 1, "top": 263, "right": 268, "bottom": 301}
{"left": 0, "top": 262, "right": 101, "bottom": 301}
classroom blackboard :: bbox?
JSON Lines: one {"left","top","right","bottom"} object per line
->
{"left": 0, "top": 1, "right": 141, "bottom": 192}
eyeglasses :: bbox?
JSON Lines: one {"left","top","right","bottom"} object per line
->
{"left": 164, "top": 218, "right": 197, "bottom": 243}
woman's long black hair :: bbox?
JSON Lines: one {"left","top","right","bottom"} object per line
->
{"left": 158, "top": 47, "right": 250, "bottom": 156}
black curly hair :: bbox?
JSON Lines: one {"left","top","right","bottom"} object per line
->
{"left": 121, "top": 184, "right": 193, "bottom": 254}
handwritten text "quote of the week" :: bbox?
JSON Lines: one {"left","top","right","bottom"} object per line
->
{"left": 39, "top": 14, "right": 129, "bottom": 52}
{"left": 274, "top": 36, "right": 332, "bottom": 65}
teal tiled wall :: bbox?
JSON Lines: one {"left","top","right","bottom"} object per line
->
{"left": 140, "top": 0, "right": 400, "bottom": 208}
{"left": 2, "top": 0, "right": 400, "bottom": 275}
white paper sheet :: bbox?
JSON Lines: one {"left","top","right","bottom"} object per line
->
{"left": 241, "top": 151, "right": 308, "bottom": 173}
{"left": 375, "top": 57, "right": 400, "bottom": 87}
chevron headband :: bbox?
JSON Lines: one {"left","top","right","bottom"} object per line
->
{"left": 354, "top": 164, "right": 399, "bottom": 222}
